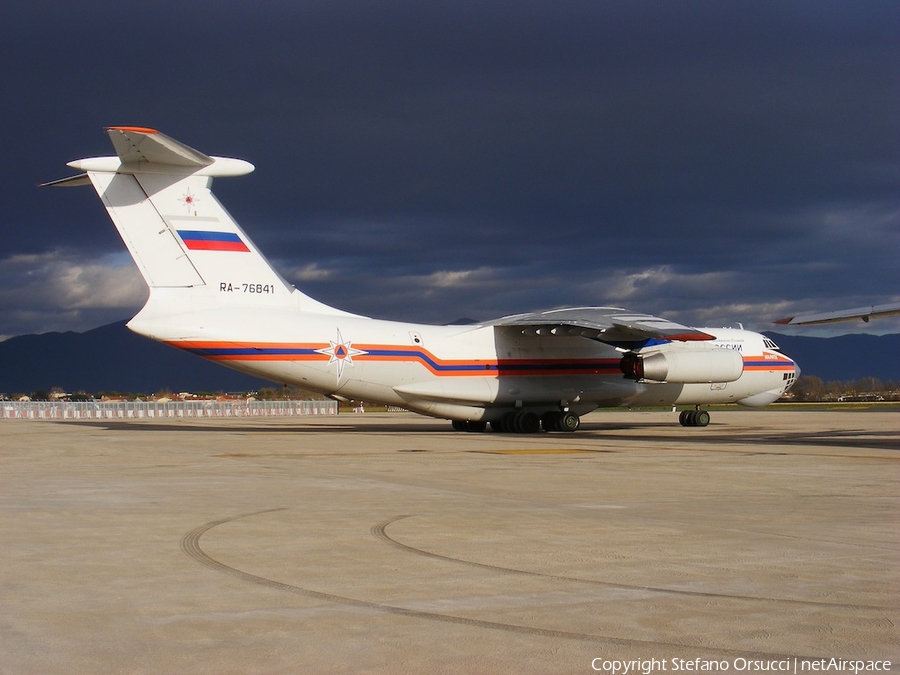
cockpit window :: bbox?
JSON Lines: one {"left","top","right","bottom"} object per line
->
{"left": 763, "top": 338, "right": 780, "bottom": 350}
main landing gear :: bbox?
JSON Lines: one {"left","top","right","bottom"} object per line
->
{"left": 541, "top": 411, "right": 580, "bottom": 432}
{"left": 451, "top": 420, "right": 487, "bottom": 432}
{"left": 679, "top": 408, "right": 710, "bottom": 427}
{"left": 451, "top": 410, "right": 582, "bottom": 433}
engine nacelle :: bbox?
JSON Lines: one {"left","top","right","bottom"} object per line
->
{"left": 620, "top": 349, "right": 743, "bottom": 384}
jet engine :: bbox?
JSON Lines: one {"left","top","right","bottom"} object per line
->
{"left": 620, "top": 349, "right": 743, "bottom": 384}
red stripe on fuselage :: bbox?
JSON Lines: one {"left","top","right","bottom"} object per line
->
{"left": 165, "top": 340, "right": 621, "bottom": 376}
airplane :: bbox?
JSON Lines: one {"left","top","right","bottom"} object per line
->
{"left": 45, "top": 126, "right": 800, "bottom": 432}
{"left": 775, "top": 302, "right": 900, "bottom": 326}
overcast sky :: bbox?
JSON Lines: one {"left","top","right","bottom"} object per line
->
{"left": 2, "top": 0, "right": 898, "bottom": 340}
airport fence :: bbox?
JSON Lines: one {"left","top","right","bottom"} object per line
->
{"left": 0, "top": 399, "right": 338, "bottom": 420}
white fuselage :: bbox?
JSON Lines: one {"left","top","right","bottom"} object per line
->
{"left": 129, "top": 295, "right": 799, "bottom": 423}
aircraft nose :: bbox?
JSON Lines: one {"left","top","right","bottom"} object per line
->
{"left": 784, "top": 357, "right": 801, "bottom": 394}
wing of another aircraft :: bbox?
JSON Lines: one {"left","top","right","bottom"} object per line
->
{"left": 489, "top": 307, "right": 715, "bottom": 344}
{"left": 775, "top": 302, "right": 900, "bottom": 326}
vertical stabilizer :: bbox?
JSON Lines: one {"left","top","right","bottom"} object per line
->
{"left": 88, "top": 170, "right": 208, "bottom": 289}
{"left": 47, "top": 127, "right": 352, "bottom": 319}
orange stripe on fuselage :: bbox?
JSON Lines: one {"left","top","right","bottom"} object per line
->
{"left": 164, "top": 340, "right": 621, "bottom": 376}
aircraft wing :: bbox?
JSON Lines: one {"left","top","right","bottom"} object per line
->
{"left": 488, "top": 307, "right": 715, "bottom": 344}
{"left": 774, "top": 302, "right": 900, "bottom": 326}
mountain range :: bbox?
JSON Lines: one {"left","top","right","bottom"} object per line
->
{"left": 0, "top": 321, "right": 898, "bottom": 395}
{"left": 0, "top": 321, "right": 269, "bottom": 395}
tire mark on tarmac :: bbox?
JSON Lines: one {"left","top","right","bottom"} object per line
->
{"left": 180, "top": 509, "right": 803, "bottom": 657}
{"left": 373, "top": 516, "right": 889, "bottom": 611}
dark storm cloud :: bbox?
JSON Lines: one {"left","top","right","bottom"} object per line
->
{"left": 1, "top": 0, "right": 898, "bottom": 338}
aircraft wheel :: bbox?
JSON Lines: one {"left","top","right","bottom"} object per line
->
{"left": 679, "top": 410, "right": 710, "bottom": 427}
{"left": 541, "top": 412, "right": 560, "bottom": 432}
{"left": 452, "top": 420, "right": 466, "bottom": 431}
{"left": 516, "top": 412, "right": 541, "bottom": 434}
{"left": 464, "top": 420, "right": 487, "bottom": 432}
{"left": 559, "top": 412, "right": 580, "bottom": 432}
{"left": 500, "top": 411, "right": 518, "bottom": 433}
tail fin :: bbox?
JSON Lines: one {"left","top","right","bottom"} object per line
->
{"left": 47, "top": 127, "right": 349, "bottom": 321}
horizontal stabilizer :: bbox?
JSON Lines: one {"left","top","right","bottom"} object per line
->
{"left": 106, "top": 126, "right": 213, "bottom": 167}
{"left": 40, "top": 173, "right": 92, "bottom": 188}
{"left": 47, "top": 127, "right": 253, "bottom": 180}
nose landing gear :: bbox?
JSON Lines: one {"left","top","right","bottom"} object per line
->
{"left": 679, "top": 408, "right": 710, "bottom": 427}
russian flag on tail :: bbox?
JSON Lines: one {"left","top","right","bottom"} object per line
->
{"left": 177, "top": 230, "right": 250, "bottom": 252}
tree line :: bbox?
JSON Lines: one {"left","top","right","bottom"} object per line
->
{"left": 788, "top": 375, "right": 899, "bottom": 402}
